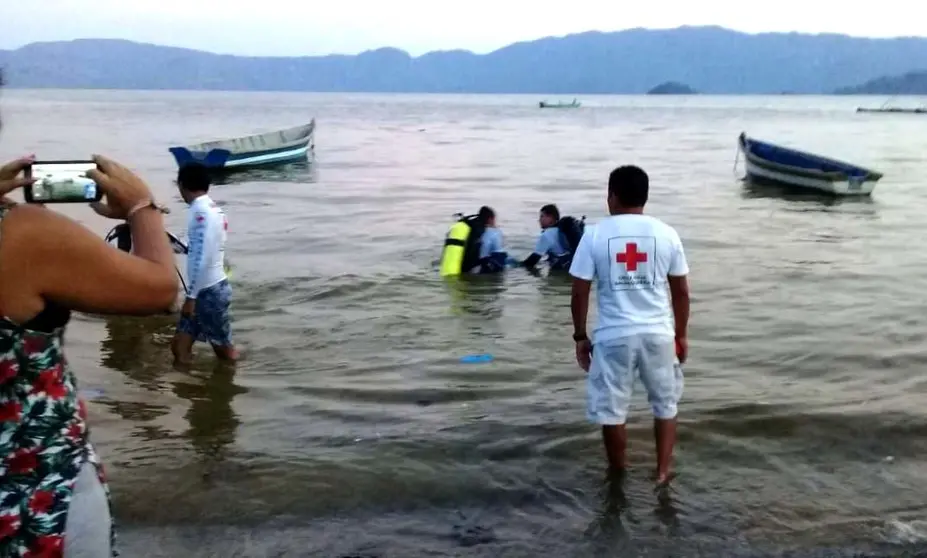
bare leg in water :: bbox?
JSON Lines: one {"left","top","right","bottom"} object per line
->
{"left": 211, "top": 343, "right": 239, "bottom": 362}
{"left": 654, "top": 417, "right": 677, "bottom": 486}
{"left": 602, "top": 419, "right": 677, "bottom": 485}
{"left": 602, "top": 425, "right": 628, "bottom": 471}
{"left": 171, "top": 334, "right": 239, "bottom": 367}
{"left": 171, "top": 332, "right": 195, "bottom": 367}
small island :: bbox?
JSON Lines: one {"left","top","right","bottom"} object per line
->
{"left": 834, "top": 70, "right": 927, "bottom": 95}
{"left": 646, "top": 81, "right": 698, "bottom": 95}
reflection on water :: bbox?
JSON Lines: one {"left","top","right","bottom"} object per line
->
{"left": 7, "top": 90, "right": 927, "bottom": 555}
{"left": 211, "top": 159, "right": 317, "bottom": 186}
{"left": 98, "top": 315, "right": 246, "bottom": 464}
{"left": 173, "top": 365, "right": 245, "bottom": 464}
{"left": 739, "top": 176, "right": 879, "bottom": 208}
{"left": 443, "top": 274, "right": 507, "bottom": 319}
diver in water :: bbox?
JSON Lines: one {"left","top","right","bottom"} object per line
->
{"left": 475, "top": 206, "right": 507, "bottom": 274}
{"left": 521, "top": 204, "right": 585, "bottom": 272}
{"left": 439, "top": 205, "right": 508, "bottom": 276}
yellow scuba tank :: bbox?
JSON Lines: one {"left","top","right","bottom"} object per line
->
{"left": 439, "top": 217, "right": 472, "bottom": 277}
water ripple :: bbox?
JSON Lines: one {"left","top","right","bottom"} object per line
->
{"left": 3, "top": 91, "right": 927, "bottom": 556}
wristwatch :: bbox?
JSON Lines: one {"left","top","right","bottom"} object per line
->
{"left": 572, "top": 332, "right": 588, "bottom": 342}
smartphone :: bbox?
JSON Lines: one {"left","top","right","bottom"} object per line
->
{"left": 23, "top": 160, "right": 104, "bottom": 204}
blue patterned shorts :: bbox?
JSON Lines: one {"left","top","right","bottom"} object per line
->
{"left": 177, "top": 280, "right": 233, "bottom": 346}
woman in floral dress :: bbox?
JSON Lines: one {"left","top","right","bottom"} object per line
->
{"left": 0, "top": 153, "right": 179, "bottom": 557}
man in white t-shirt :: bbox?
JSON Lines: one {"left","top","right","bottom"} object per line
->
{"left": 569, "top": 165, "right": 690, "bottom": 486}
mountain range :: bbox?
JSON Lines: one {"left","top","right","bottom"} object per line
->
{"left": 1, "top": 26, "right": 926, "bottom": 94}
{"left": 834, "top": 70, "right": 927, "bottom": 95}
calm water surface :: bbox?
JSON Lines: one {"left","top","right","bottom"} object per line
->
{"left": 2, "top": 91, "right": 927, "bottom": 557}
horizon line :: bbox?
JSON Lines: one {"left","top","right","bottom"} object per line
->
{"left": 0, "top": 88, "right": 907, "bottom": 97}
{"left": 3, "top": 24, "right": 927, "bottom": 59}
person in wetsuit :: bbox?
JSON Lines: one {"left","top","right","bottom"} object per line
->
{"left": 475, "top": 205, "right": 508, "bottom": 274}
{"left": 521, "top": 204, "right": 573, "bottom": 271}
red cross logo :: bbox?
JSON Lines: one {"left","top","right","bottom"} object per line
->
{"left": 616, "top": 242, "right": 648, "bottom": 271}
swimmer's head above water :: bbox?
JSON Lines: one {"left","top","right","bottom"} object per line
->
{"left": 538, "top": 204, "right": 559, "bottom": 229}
{"left": 478, "top": 205, "right": 496, "bottom": 227}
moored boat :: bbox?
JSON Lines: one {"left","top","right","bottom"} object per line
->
{"left": 169, "top": 120, "right": 315, "bottom": 170}
{"left": 737, "top": 132, "right": 883, "bottom": 196}
{"left": 539, "top": 99, "right": 581, "bottom": 109}
{"left": 856, "top": 106, "right": 927, "bottom": 114}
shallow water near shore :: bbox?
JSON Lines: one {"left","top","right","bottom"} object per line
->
{"left": 2, "top": 90, "right": 927, "bottom": 556}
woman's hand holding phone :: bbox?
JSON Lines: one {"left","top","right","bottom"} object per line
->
{"left": 0, "top": 155, "right": 36, "bottom": 201}
{"left": 0, "top": 154, "right": 159, "bottom": 219}
{"left": 86, "top": 155, "right": 156, "bottom": 220}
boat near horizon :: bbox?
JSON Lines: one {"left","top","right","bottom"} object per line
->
{"left": 539, "top": 99, "right": 580, "bottom": 109}
{"left": 855, "top": 98, "right": 927, "bottom": 114}
{"left": 857, "top": 106, "right": 927, "bottom": 114}
{"left": 169, "top": 120, "right": 315, "bottom": 170}
{"left": 737, "top": 132, "right": 883, "bottom": 196}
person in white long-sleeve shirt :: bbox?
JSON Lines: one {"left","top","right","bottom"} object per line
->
{"left": 170, "top": 163, "right": 238, "bottom": 365}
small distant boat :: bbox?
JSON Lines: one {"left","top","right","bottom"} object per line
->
{"left": 169, "top": 120, "right": 315, "bottom": 170}
{"left": 737, "top": 132, "right": 883, "bottom": 196}
{"left": 539, "top": 99, "right": 580, "bottom": 109}
{"left": 856, "top": 98, "right": 927, "bottom": 114}
{"left": 857, "top": 106, "right": 927, "bottom": 114}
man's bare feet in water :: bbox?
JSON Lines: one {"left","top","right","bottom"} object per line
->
{"left": 212, "top": 344, "right": 239, "bottom": 362}
{"left": 654, "top": 471, "right": 677, "bottom": 490}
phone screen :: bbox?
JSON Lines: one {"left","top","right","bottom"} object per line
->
{"left": 24, "top": 161, "right": 103, "bottom": 204}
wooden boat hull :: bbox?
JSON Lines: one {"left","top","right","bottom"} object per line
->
{"left": 738, "top": 132, "right": 882, "bottom": 196}
{"left": 169, "top": 120, "right": 315, "bottom": 170}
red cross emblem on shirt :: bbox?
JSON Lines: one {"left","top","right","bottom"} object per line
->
{"left": 616, "top": 242, "right": 648, "bottom": 271}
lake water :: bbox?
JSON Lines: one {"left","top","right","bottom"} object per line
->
{"left": 2, "top": 90, "right": 927, "bottom": 557}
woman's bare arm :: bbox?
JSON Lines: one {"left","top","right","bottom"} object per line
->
{"left": 0, "top": 204, "right": 177, "bottom": 321}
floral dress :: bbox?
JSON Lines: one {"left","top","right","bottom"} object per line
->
{"left": 0, "top": 204, "right": 116, "bottom": 557}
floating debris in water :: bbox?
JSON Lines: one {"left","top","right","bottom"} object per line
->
{"left": 460, "top": 354, "right": 494, "bottom": 364}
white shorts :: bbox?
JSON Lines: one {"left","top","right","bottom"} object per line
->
{"left": 586, "top": 334, "right": 684, "bottom": 425}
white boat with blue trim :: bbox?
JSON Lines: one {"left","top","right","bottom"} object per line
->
{"left": 738, "top": 132, "right": 883, "bottom": 196}
{"left": 169, "top": 120, "right": 315, "bottom": 170}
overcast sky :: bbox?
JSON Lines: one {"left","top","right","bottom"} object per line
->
{"left": 3, "top": 0, "right": 923, "bottom": 56}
